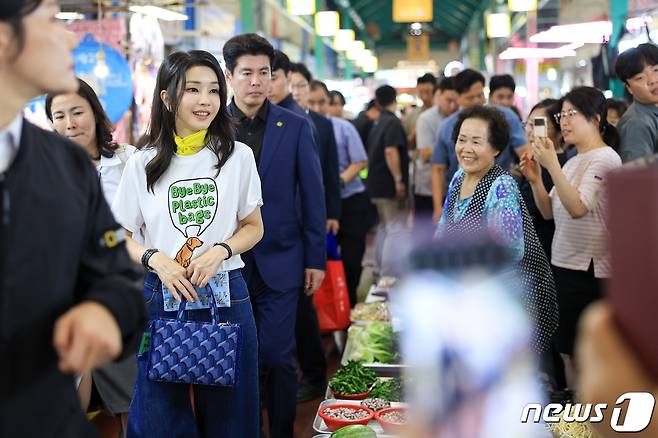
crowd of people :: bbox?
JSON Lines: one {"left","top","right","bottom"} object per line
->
{"left": 2, "top": 1, "right": 658, "bottom": 437}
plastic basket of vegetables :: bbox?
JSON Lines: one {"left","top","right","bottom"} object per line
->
{"left": 329, "top": 361, "right": 378, "bottom": 399}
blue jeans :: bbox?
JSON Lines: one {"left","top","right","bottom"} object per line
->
{"left": 127, "top": 270, "right": 259, "bottom": 438}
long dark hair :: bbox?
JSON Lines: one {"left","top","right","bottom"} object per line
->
{"left": 45, "top": 78, "right": 118, "bottom": 158}
{"left": 559, "top": 86, "right": 620, "bottom": 150}
{"left": 144, "top": 50, "right": 235, "bottom": 192}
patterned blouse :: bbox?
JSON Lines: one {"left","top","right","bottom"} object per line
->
{"left": 437, "top": 168, "right": 525, "bottom": 262}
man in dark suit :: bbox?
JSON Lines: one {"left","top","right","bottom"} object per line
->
{"left": 288, "top": 61, "right": 342, "bottom": 401}
{"left": 223, "top": 34, "right": 326, "bottom": 438}
{"left": 268, "top": 50, "right": 307, "bottom": 118}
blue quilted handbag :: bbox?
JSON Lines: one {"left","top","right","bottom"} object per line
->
{"left": 147, "top": 287, "right": 241, "bottom": 387}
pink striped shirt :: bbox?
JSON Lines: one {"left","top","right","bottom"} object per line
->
{"left": 550, "top": 147, "right": 621, "bottom": 278}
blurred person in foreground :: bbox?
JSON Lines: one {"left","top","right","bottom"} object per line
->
{"left": 436, "top": 106, "right": 558, "bottom": 352}
{"left": 0, "top": 0, "right": 146, "bottom": 436}
{"left": 46, "top": 78, "right": 139, "bottom": 433}
{"left": 577, "top": 302, "right": 658, "bottom": 438}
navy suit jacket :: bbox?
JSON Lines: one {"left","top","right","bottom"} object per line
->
{"left": 230, "top": 101, "right": 326, "bottom": 291}
{"left": 308, "top": 111, "right": 341, "bottom": 221}
{"left": 279, "top": 95, "right": 341, "bottom": 220}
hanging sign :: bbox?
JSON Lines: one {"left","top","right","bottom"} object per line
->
{"left": 73, "top": 34, "right": 133, "bottom": 124}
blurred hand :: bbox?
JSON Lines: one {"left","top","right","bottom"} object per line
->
{"left": 395, "top": 181, "right": 406, "bottom": 201}
{"left": 576, "top": 301, "right": 658, "bottom": 438}
{"left": 519, "top": 152, "right": 542, "bottom": 184}
{"left": 54, "top": 302, "right": 122, "bottom": 375}
{"left": 432, "top": 206, "right": 443, "bottom": 226}
{"left": 326, "top": 219, "right": 340, "bottom": 235}
{"left": 187, "top": 245, "right": 227, "bottom": 288}
{"left": 304, "top": 268, "right": 325, "bottom": 296}
{"left": 150, "top": 252, "right": 198, "bottom": 302}
{"left": 530, "top": 137, "right": 560, "bottom": 172}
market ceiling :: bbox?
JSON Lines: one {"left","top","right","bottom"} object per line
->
{"left": 328, "top": 0, "right": 487, "bottom": 50}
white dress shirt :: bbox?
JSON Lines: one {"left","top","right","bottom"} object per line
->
{"left": 0, "top": 115, "right": 23, "bottom": 174}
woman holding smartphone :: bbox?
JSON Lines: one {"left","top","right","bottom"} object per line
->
{"left": 521, "top": 87, "right": 621, "bottom": 382}
{"left": 518, "top": 99, "right": 574, "bottom": 259}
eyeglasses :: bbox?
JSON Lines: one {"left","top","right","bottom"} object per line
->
{"left": 553, "top": 109, "right": 579, "bottom": 123}
{"left": 290, "top": 83, "right": 309, "bottom": 91}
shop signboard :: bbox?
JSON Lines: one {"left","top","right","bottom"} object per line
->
{"left": 73, "top": 34, "right": 133, "bottom": 124}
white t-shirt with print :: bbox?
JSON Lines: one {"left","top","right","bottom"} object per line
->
{"left": 112, "top": 141, "right": 262, "bottom": 273}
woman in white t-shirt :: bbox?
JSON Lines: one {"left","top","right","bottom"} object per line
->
{"left": 521, "top": 86, "right": 621, "bottom": 384}
{"left": 46, "top": 77, "right": 137, "bottom": 434}
{"left": 46, "top": 78, "right": 136, "bottom": 205}
{"left": 112, "top": 50, "right": 263, "bottom": 437}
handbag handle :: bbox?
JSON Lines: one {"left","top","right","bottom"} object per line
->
{"left": 326, "top": 231, "right": 340, "bottom": 261}
{"left": 176, "top": 285, "right": 219, "bottom": 325}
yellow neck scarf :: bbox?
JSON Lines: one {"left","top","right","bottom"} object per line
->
{"left": 174, "top": 130, "right": 207, "bottom": 155}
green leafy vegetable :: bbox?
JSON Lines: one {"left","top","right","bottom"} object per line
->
{"left": 329, "top": 361, "right": 378, "bottom": 395}
{"left": 369, "top": 378, "right": 403, "bottom": 402}
{"left": 348, "top": 322, "right": 397, "bottom": 364}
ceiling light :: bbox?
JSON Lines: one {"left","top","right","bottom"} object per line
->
{"left": 334, "top": 29, "right": 355, "bottom": 51}
{"left": 508, "top": 0, "right": 537, "bottom": 12}
{"left": 486, "top": 13, "right": 511, "bottom": 39}
{"left": 287, "top": 0, "right": 315, "bottom": 16}
{"left": 346, "top": 40, "right": 365, "bottom": 61}
{"left": 315, "top": 11, "right": 340, "bottom": 37}
{"left": 129, "top": 5, "right": 188, "bottom": 21}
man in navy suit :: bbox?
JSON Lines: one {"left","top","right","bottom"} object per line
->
{"left": 223, "top": 34, "right": 326, "bottom": 438}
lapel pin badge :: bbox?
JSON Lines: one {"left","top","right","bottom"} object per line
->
{"left": 276, "top": 121, "right": 284, "bottom": 127}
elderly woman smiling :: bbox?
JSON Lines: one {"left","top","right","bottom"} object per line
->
{"left": 436, "top": 106, "right": 558, "bottom": 352}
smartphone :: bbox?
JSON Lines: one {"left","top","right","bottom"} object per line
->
{"left": 533, "top": 117, "right": 547, "bottom": 138}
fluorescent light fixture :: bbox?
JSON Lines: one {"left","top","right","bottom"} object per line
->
{"left": 287, "top": 0, "right": 315, "bottom": 15}
{"left": 530, "top": 17, "right": 651, "bottom": 44}
{"left": 56, "top": 12, "right": 84, "bottom": 20}
{"left": 508, "top": 0, "right": 537, "bottom": 12}
{"left": 334, "top": 29, "right": 355, "bottom": 51}
{"left": 486, "top": 13, "right": 511, "bottom": 39}
{"left": 547, "top": 67, "right": 557, "bottom": 81}
{"left": 129, "top": 5, "right": 188, "bottom": 21}
{"left": 499, "top": 45, "right": 577, "bottom": 60}
{"left": 315, "top": 11, "right": 340, "bottom": 37}
{"left": 530, "top": 21, "right": 611, "bottom": 43}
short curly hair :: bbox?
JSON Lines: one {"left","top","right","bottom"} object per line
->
{"left": 452, "top": 106, "right": 510, "bottom": 153}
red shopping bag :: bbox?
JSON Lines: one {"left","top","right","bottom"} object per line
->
{"left": 313, "top": 233, "right": 351, "bottom": 333}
